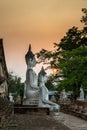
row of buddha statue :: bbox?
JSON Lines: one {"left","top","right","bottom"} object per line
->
{"left": 23, "top": 44, "right": 60, "bottom": 112}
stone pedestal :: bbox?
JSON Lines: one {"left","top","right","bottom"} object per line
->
{"left": 14, "top": 104, "right": 49, "bottom": 115}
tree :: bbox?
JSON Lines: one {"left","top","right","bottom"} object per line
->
{"left": 36, "top": 8, "right": 87, "bottom": 100}
{"left": 58, "top": 47, "right": 87, "bottom": 99}
{"left": 8, "top": 72, "right": 24, "bottom": 99}
{"left": 55, "top": 8, "right": 87, "bottom": 99}
{"left": 45, "top": 74, "right": 56, "bottom": 91}
{"left": 81, "top": 8, "right": 87, "bottom": 25}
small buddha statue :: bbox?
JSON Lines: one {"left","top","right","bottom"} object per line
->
{"left": 38, "top": 67, "right": 60, "bottom": 112}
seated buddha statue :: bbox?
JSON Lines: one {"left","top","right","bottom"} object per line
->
{"left": 23, "top": 44, "right": 39, "bottom": 105}
{"left": 38, "top": 67, "right": 60, "bottom": 112}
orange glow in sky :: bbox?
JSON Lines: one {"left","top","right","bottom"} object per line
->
{"left": 0, "top": 0, "right": 86, "bottom": 81}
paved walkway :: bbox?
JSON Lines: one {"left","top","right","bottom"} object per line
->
{"left": 53, "top": 112, "right": 87, "bottom": 130}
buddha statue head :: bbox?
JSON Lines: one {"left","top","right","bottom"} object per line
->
{"left": 38, "top": 66, "right": 47, "bottom": 84}
{"left": 25, "top": 44, "right": 36, "bottom": 68}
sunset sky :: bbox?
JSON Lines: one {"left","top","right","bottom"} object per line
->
{"left": 0, "top": 0, "right": 86, "bottom": 81}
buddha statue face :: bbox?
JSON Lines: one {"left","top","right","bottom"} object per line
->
{"left": 38, "top": 67, "right": 48, "bottom": 84}
{"left": 27, "top": 56, "right": 36, "bottom": 68}
{"left": 25, "top": 44, "right": 37, "bottom": 68}
{"left": 39, "top": 74, "right": 47, "bottom": 83}
{"left": 43, "top": 75, "right": 47, "bottom": 83}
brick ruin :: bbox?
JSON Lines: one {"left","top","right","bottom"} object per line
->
{"left": 0, "top": 39, "right": 8, "bottom": 97}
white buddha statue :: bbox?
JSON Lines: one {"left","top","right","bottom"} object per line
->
{"left": 38, "top": 67, "right": 60, "bottom": 112}
{"left": 23, "top": 44, "right": 39, "bottom": 105}
{"left": 79, "top": 87, "right": 84, "bottom": 101}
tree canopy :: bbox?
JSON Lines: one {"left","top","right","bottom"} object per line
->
{"left": 36, "top": 8, "right": 87, "bottom": 99}
{"left": 8, "top": 72, "right": 24, "bottom": 98}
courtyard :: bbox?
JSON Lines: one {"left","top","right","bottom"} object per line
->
{"left": 0, "top": 111, "right": 87, "bottom": 130}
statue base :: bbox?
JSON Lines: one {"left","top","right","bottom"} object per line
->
{"left": 14, "top": 104, "right": 49, "bottom": 115}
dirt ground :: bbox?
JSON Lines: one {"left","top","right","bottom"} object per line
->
{"left": 3, "top": 114, "right": 71, "bottom": 130}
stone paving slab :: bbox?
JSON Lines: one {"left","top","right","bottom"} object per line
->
{"left": 59, "top": 112, "right": 87, "bottom": 130}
